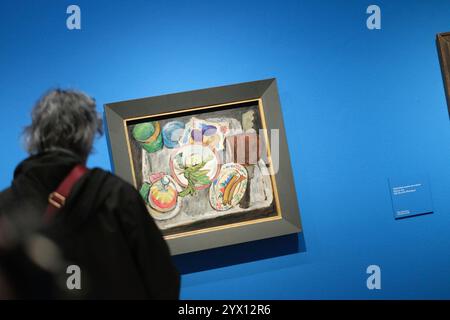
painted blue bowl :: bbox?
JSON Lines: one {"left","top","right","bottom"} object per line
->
{"left": 162, "top": 121, "right": 185, "bottom": 149}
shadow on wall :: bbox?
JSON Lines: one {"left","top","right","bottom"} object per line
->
{"left": 173, "top": 232, "right": 306, "bottom": 274}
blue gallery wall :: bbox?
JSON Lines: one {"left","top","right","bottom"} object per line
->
{"left": 1, "top": 0, "right": 450, "bottom": 299}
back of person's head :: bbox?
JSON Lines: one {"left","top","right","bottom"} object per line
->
{"left": 23, "top": 89, "right": 103, "bottom": 161}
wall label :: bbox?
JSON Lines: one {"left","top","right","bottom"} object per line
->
{"left": 388, "top": 175, "right": 433, "bottom": 219}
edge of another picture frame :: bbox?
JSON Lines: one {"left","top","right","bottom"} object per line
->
{"left": 104, "top": 78, "right": 302, "bottom": 255}
{"left": 436, "top": 32, "right": 450, "bottom": 117}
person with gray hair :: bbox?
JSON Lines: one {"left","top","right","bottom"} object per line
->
{"left": 0, "top": 89, "right": 180, "bottom": 299}
{"left": 24, "top": 89, "right": 103, "bottom": 162}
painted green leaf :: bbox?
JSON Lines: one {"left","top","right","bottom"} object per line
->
{"left": 139, "top": 183, "right": 151, "bottom": 204}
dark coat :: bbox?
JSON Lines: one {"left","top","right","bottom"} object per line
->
{"left": 0, "top": 150, "right": 180, "bottom": 299}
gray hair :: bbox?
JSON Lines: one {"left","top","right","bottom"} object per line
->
{"left": 23, "top": 89, "right": 103, "bottom": 160}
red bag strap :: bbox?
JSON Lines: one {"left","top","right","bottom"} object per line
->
{"left": 44, "top": 164, "right": 88, "bottom": 223}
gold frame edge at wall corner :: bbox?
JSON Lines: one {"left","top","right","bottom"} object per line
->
{"left": 123, "top": 121, "right": 138, "bottom": 188}
{"left": 121, "top": 97, "right": 284, "bottom": 241}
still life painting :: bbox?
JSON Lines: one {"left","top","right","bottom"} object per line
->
{"left": 126, "top": 102, "right": 277, "bottom": 237}
{"left": 105, "top": 79, "right": 301, "bottom": 254}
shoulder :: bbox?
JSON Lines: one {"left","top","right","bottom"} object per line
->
{"left": 87, "top": 168, "right": 133, "bottom": 187}
{"left": 86, "top": 168, "right": 143, "bottom": 202}
{"left": 86, "top": 169, "right": 153, "bottom": 229}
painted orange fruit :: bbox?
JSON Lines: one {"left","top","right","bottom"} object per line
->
{"left": 148, "top": 177, "right": 178, "bottom": 212}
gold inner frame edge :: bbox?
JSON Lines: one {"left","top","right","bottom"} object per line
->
{"left": 122, "top": 98, "right": 283, "bottom": 240}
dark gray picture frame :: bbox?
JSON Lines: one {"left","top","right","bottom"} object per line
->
{"left": 104, "top": 79, "right": 301, "bottom": 255}
{"left": 437, "top": 32, "right": 450, "bottom": 116}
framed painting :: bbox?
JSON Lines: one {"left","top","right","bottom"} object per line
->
{"left": 104, "top": 78, "right": 301, "bottom": 255}
{"left": 437, "top": 32, "right": 450, "bottom": 116}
